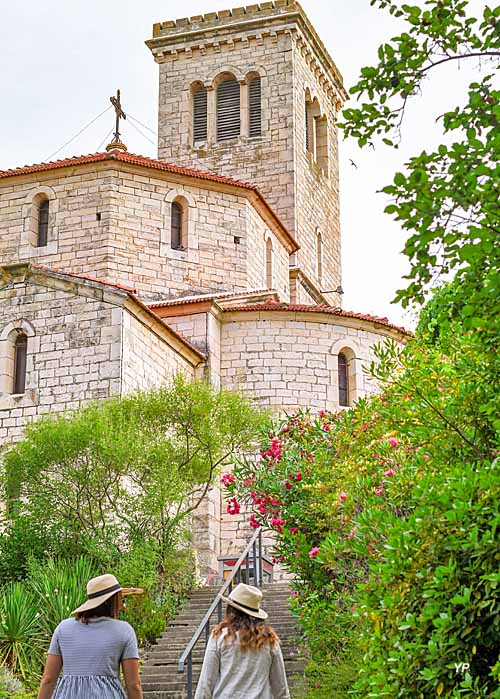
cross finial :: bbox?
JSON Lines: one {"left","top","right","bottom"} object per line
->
{"left": 106, "top": 89, "right": 128, "bottom": 152}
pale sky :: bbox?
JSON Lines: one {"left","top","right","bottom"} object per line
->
{"left": 0, "top": 0, "right": 483, "bottom": 327}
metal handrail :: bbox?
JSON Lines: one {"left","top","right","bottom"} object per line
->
{"left": 178, "top": 527, "right": 264, "bottom": 698}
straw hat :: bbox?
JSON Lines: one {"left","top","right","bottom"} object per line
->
{"left": 72, "top": 574, "right": 143, "bottom": 615}
{"left": 221, "top": 583, "right": 268, "bottom": 620}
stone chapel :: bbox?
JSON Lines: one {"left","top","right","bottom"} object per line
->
{"left": 0, "top": 1, "right": 407, "bottom": 574}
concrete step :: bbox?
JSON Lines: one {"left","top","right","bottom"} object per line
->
{"left": 142, "top": 583, "right": 304, "bottom": 698}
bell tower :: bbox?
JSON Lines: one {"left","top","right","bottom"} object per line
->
{"left": 147, "top": 1, "right": 347, "bottom": 305}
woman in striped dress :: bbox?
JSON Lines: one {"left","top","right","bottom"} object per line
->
{"left": 37, "top": 574, "right": 143, "bottom": 699}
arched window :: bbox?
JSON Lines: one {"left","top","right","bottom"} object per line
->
{"left": 171, "top": 201, "right": 185, "bottom": 250}
{"left": 316, "top": 231, "right": 323, "bottom": 284}
{"left": 193, "top": 85, "right": 208, "bottom": 143}
{"left": 266, "top": 238, "right": 274, "bottom": 289}
{"left": 217, "top": 76, "right": 240, "bottom": 141}
{"left": 248, "top": 76, "right": 262, "bottom": 138}
{"left": 315, "top": 116, "right": 329, "bottom": 174}
{"left": 338, "top": 352, "right": 349, "bottom": 407}
{"left": 37, "top": 198, "right": 49, "bottom": 247}
{"left": 13, "top": 333, "right": 28, "bottom": 395}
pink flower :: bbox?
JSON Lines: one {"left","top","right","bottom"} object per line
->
{"left": 423, "top": 454, "right": 430, "bottom": 461}
{"left": 285, "top": 481, "right": 293, "bottom": 490}
{"left": 227, "top": 497, "right": 240, "bottom": 515}
{"left": 293, "top": 551, "right": 300, "bottom": 557}
{"left": 289, "top": 527, "right": 299, "bottom": 535}
{"left": 291, "top": 591, "right": 299, "bottom": 598}
{"left": 258, "top": 504, "right": 266, "bottom": 514}
{"left": 375, "top": 487, "right": 384, "bottom": 496}
{"left": 348, "top": 527, "right": 358, "bottom": 538}
{"left": 249, "top": 514, "right": 260, "bottom": 529}
{"left": 351, "top": 605, "right": 356, "bottom": 613}
{"left": 294, "top": 471, "right": 303, "bottom": 482}
{"left": 384, "top": 468, "right": 395, "bottom": 477}
{"left": 308, "top": 546, "right": 320, "bottom": 559}
{"left": 339, "top": 492, "right": 347, "bottom": 501}
{"left": 388, "top": 437, "right": 399, "bottom": 448}
{"left": 220, "top": 473, "right": 236, "bottom": 487}
{"left": 272, "top": 517, "right": 285, "bottom": 528}
{"left": 361, "top": 423, "right": 368, "bottom": 431}
{"left": 324, "top": 423, "right": 330, "bottom": 432}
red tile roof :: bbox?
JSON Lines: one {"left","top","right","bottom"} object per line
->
{"left": 0, "top": 150, "right": 298, "bottom": 252}
{"left": 222, "top": 301, "right": 410, "bottom": 334}
{"left": 148, "top": 288, "right": 274, "bottom": 309}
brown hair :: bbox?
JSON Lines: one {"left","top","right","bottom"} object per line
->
{"left": 76, "top": 592, "right": 120, "bottom": 624}
{"left": 212, "top": 605, "right": 279, "bottom": 652}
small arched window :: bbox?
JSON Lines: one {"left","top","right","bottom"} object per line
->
{"left": 171, "top": 201, "right": 185, "bottom": 250}
{"left": 248, "top": 76, "right": 262, "bottom": 138}
{"left": 13, "top": 333, "right": 28, "bottom": 395}
{"left": 193, "top": 85, "right": 208, "bottom": 143}
{"left": 217, "top": 76, "right": 240, "bottom": 141}
{"left": 37, "top": 199, "right": 49, "bottom": 247}
{"left": 338, "top": 352, "right": 349, "bottom": 407}
{"left": 316, "top": 231, "right": 323, "bottom": 285}
{"left": 266, "top": 238, "right": 274, "bottom": 289}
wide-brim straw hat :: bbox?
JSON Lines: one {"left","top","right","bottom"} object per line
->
{"left": 72, "top": 574, "right": 143, "bottom": 615}
{"left": 221, "top": 582, "right": 268, "bottom": 620}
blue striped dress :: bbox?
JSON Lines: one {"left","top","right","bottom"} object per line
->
{"left": 48, "top": 616, "right": 139, "bottom": 698}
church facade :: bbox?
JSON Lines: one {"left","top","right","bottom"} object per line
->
{"left": 0, "top": 1, "right": 406, "bottom": 574}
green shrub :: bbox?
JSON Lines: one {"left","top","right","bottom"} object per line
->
{"left": 0, "top": 583, "right": 44, "bottom": 682}
{"left": 355, "top": 458, "right": 500, "bottom": 698}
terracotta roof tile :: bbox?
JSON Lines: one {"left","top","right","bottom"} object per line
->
{"left": 148, "top": 288, "right": 274, "bottom": 309}
{"left": 0, "top": 150, "right": 298, "bottom": 252}
{"left": 223, "top": 301, "right": 410, "bottom": 334}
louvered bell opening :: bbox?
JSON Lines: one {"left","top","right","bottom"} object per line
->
{"left": 249, "top": 77, "right": 262, "bottom": 138}
{"left": 193, "top": 88, "right": 208, "bottom": 143}
{"left": 217, "top": 79, "right": 240, "bottom": 141}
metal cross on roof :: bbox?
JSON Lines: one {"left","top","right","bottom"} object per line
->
{"left": 106, "top": 89, "right": 128, "bottom": 152}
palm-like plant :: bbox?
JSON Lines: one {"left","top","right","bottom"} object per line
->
{"left": 0, "top": 583, "right": 44, "bottom": 681}
{"left": 27, "top": 556, "right": 97, "bottom": 638}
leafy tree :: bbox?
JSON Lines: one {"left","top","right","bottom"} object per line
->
{"left": 340, "top": 0, "right": 500, "bottom": 326}
{"left": 1, "top": 377, "right": 266, "bottom": 565}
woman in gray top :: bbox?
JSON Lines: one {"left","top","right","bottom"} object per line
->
{"left": 195, "top": 582, "right": 290, "bottom": 699}
{"left": 37, "top": 573, "right": 143, "bottom": 699}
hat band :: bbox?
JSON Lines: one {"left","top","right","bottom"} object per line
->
{"left": 88, "top": 583, "right": 121, "bottom": 600}
{"left": 229, "top": 598, "right": 260, "bottom": 613}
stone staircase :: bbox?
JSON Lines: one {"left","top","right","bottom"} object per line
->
{"left": 141, "top": 583, "right": 305, "bottom": 699}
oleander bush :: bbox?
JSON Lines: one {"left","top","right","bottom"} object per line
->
{"left": 224, "top": 319, "right": 500, "bottom": 697}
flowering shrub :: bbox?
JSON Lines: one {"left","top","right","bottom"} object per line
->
{"left": 224, "top": 327, "right": 500, "bottom": 698}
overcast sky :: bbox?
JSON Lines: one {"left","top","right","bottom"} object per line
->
{"left": 0, "top": 1, "right": 483, "bottom": 327}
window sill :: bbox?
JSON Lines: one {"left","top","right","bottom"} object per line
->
{"left": 0, "top": 389, "right": 39, "bottom": 412}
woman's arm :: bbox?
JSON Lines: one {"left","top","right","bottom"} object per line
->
{"left": 122, "top": 658, "right": 143, "bottom": 699}
{"left": 269, "top": 643, "right": 290, "bottom": 699}
{"left": 37, "top": 654, "right": 62, "bottom": 699}
{"left": 194, "top": 634, "right": 220, "bottom": 699}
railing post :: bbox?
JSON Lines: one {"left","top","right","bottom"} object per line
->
{"left": 205, "top": 620, "right": 210, "bottom": 645}
{"left": 217, "top": 597, "right": 222, "bottom": 623}
{"left": 252, "top": 538, "right": 257, "bottom": 585}
{"left": 187, "top": 653, "right": 193, "bottom": 699}
{"left": 258, "top": 528, "right": 263, "bottom": 586}
{"left": 245, "top": 553, "right": 249, "bottom": 583}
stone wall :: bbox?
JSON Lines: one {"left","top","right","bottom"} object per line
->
{"left": 0, "top": 276, "right": 121, "bottom": 444}
{"left": 121, "top": 310, "right": 197, "bottom": 395}
{"left": 219, "top": 310, "right": 403, "bottom": 412}
{"left": 0, "top": 164, "right": 290, "bottom": 302}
